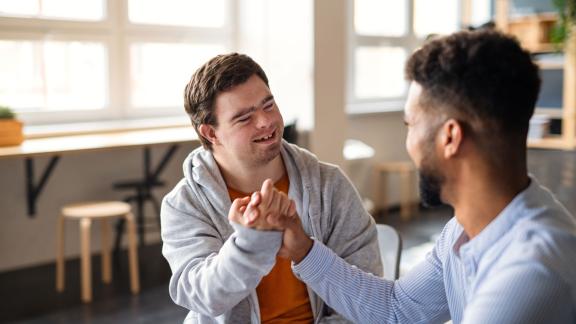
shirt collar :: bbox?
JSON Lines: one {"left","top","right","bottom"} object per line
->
{"left": 458, "top": 176, "right": 540, "bottom": 261}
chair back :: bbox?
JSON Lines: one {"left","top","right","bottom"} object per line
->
{"left": 376, "top": 224, "right": 402, "bottom": 280}
{"left": 283, "top": 122, "right": 298, "bottom": 144}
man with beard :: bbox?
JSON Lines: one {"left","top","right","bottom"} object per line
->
{"left": 160, "top": 53, "right": 382, "bottom": 323}
{"left": 232, "top": 30, "right": 576, "bottom": 323}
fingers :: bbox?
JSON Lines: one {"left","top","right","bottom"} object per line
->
{"left": 278, "top": 192, "right": 291, "bottom": 217}
{"left": 249, "top": 191, "right": 262, "bottom": 207}
{"left": 245, "top": 192, "right": 262, "bottom": 223}
{"left": 228, "top": 196, "right": 251, "bottom": 224}
{"left": 287, "top": 200, "right": 297, "bottom": 217}
{"left": 260, "top": 179, "right": 274, "bottom": 209}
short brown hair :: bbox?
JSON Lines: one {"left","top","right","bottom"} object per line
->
{"left": 184, "top": 53, "right": 269, "bottom": 150}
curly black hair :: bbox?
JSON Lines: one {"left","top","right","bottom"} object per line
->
{"left": 406, "top": 30, "right": 541, "bottom": 138}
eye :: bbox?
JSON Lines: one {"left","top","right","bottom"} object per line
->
{"left": 263, "top": 103, "right": 274, "bottom": 111}
{"left": 238, "top": 116, "right": 250, "bottom": 123}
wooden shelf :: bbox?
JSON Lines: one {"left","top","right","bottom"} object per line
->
{"left": 528, "top": 136, "right": 574, "bottom": 150}
{"left": 496, "top": 0, "right": 575, "bottom": 150}
{"left": 535, "top": 108, "right": 563, "bottom": 119}
{"left": 505, "top": 13, "right": 558, "bottom": 52}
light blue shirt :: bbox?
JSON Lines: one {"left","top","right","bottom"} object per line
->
{"left": 293, "top": 178, "right": 576, "bottom": 323}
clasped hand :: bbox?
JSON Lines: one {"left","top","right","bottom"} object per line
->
{"left": 228, "top": 179, "right": 313, "bottom": 262}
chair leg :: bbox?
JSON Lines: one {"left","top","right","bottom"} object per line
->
{"left": 125, "top": 212, "right": 140, "bottom": 294}
{"left": 150, "top": 195, "right": 162, "bottom": 228}
{"left": 379, "top": 171, "right": 389, "bottom": 217}
{"left": 56, "top": 215, "right": 66, "bottom": 292}
{"left": 136, "top": 190, "right": 145, "bottom": 246}
{"left": 100, "top": 218, "right": 112, "bottom": 284}
{"left": 113, "top": 217, "right": 126, "bottom": 266}
{"left": 400, "top": 169, "right": 411, "bottom": 221}
{"left": 80, "top": 218, "right": 93, "bottom": 303}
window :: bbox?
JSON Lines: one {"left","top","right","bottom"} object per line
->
{"left": 237, "top": 0, "right": 313, "bottom": 130}
{"left": 348, "top": 0, "right": 464, "bottom": 114}
{"left": 0, "top": 0, "right": 232, "bottom": 124}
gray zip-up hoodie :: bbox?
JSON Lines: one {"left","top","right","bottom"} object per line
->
{"left": 161, "top": 140, "right": 382, "bottom": 323}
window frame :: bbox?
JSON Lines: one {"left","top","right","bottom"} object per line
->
{"left": 0, "top": 0, "right": 236, "bottom": 125}
{"left": 346, "top": 0, "right": 463, "bottom": 114}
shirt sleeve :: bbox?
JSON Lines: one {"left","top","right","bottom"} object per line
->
{"left": 293, "top": 239, "right": 450, "bottom": 324}
{"left": 462, "top": 262, "right": 572, "bottom": 323}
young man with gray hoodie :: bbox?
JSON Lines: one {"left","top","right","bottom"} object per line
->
{"left": 160, "top": 53, "right": 382, "bottom": 323}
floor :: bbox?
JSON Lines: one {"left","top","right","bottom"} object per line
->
{"left": 2, "top": 148, "right": 575, "bottom": 323}
{"left": 0, "top": 244, "right": 188, "bottom": 323}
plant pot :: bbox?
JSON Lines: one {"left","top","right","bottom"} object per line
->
{"left": 0, "top": 119, "right": 24, "bottom": 147}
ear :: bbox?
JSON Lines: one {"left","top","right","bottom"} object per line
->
{"left": 439, "top": 118, "right": 463, "bottom": 159}
{"left": 198, "top": 124, "right": 219, "bottom": 145}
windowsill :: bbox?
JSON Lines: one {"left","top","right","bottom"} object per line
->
{"left": 24, "top": 116, "right": 191, "bottom": 139}
{"left": 346, "top": 100, "right": 405, "bottom": 116}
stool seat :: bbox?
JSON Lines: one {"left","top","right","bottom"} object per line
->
{"left": 62, "top": 201, "right": 132, "bottom": 218}
{"left": 373, "top": 161, "right": 417, "bottom": 221}
{"left": 56, "top": 201, "right": 140, "bottom": 303}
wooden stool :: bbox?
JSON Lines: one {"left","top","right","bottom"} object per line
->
{"left": 373, "top": 161, "right": 417, "bottom": 221}
{"left": 56, "top": 201, "right": 140, "bottom": 303}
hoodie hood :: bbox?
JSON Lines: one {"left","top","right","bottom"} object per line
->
{"left": 181, "top": 140, "right": 325, "bottom": 235}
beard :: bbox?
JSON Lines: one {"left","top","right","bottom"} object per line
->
{"left": 418, "top": 158, "right": 445, "bottom": 208}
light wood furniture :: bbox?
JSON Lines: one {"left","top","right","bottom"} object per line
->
{"left": 0, "top": 126, "right": 199, "bottom": 217}
{"left": 56, "top": 201, "right": 140, "bottom": 303}
{"left": 495, "top": 0, "right": 576, "bottom": 150}
{"left": 373, "top": 161, "right": 417, "bottom": 221}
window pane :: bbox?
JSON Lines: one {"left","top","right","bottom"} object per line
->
{"left": 355, "top": 46, "right": 407, "bottom": 99}
{"left": 130, "top": 43, "right": 225, "bottom": 108}
{"left": 414, "top": 0, "right": 459, "bottom": 37}
{"left": 128, "top": 0, "right": 226, "bottom": 27}
{"left": 0, "top": 40, "right": 107, "bottom": 111}
{"left": 470, "top": 0, "right": 491, "bottom": 27}
{"left": 0, "top": 0, "right": 104, "bottom": 21}
{"left": 354, "top": 0, "right": 407, "bottom": 36}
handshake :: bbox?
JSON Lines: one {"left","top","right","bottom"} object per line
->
{"left": 228, "top": 179, "right": 313, "bottom": 263}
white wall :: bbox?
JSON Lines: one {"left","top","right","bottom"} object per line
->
{"left": 348, "top": 112, "right": 413, "bottom": 208}
{"left": 0, "top": 0, "right": 415, "bottom": 272}
{"left": 0, "top": 142, "right": 198, "bottom": 272}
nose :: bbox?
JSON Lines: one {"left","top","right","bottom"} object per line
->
{"left": 254, "top": 110, "right": 271, "bottom": 129}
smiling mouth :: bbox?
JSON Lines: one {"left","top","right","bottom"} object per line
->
{"left": 254, "top": 130, "right": 276, "bottom": 143}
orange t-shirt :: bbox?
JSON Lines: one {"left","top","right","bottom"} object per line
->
{"left": 228, "top": 175, "right": 314, "bottom": 324}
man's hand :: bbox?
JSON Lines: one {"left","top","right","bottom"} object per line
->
{"left": 253, "top": 181, "right": 313, "bottom": 263}
{"left": 269, "top": 212, "right": 313, "bottom": 263}
{"left": 228, "top": 179, "right": 293, "bottom": 231}
{"left": 228, "top": 178, "right": 313, "bottom": 263}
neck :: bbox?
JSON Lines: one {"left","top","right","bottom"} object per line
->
{"left": 213, "top": 153, "right": 285, "bottom": 194}
{"left": 448, "top": 158, "right": 530, "bottom": 239}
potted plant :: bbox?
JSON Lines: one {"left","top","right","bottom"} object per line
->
{"left": 0, "top": 105, "right": 24, "bottom": 146}
{"left": 551, "top": 0, "right": 576, "bottom": 49}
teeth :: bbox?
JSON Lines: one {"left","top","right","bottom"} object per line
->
{"left": 256, "top": 133, "right": 273, "bottom": 141}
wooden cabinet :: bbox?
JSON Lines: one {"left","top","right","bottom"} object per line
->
{"left": 495, "top": 0, "right": 576, "bottom": 150}
{"left": 506, "top": 13, "right": 557, "bottom": 53}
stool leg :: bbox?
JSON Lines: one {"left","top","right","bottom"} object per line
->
{"left": 100, "top": 218, "right": 112, "bottom": 284}
{"left": 407, "top": 169, "right": 416, "bottom": 217}
{"left": 400, "top": 169, "right": 411, "bottom": 221}
{"left": 56, "top": 215, "right": 65, "bottom": 292}
{"left": 80, "top": 218, "right": 93, "bottom": 303}
{"left": 380, "top": 171, "right": 389, "bottom": 217}
{"left": 374, "top": 168, "right": 388, "bottom": 218}
{"left": 125, "top": 212, "right": 140, "bottom": 294}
